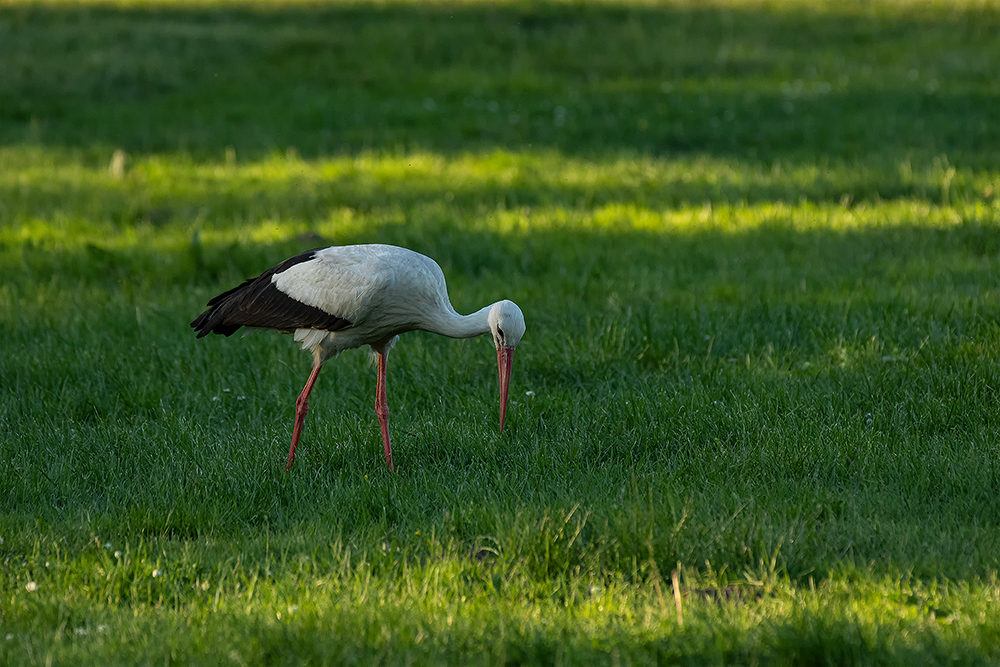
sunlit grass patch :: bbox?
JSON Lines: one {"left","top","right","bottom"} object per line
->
{"left": 3, "top": 532, "right": 1000, "bottom": 664}
{"left": 2, "top": 146, "right": 997, "bottom": 251}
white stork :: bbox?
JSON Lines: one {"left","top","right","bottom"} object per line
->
{"left": 191, "top": 244, "right": 526, "bottom": 472}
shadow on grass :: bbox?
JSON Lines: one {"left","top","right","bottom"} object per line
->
{"left": 2, "top": 0, "right": 999, "bottom": 164}
{"left": 5, "top": 220, "right": 1000, "bottom": 581}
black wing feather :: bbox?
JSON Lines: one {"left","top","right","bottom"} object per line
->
{"left": 191, "top": 250, "right": 352, "bottom": 338}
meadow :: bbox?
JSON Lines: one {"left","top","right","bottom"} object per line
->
{"left": 2, "top": 0, "right": 1000, "bottom": 663}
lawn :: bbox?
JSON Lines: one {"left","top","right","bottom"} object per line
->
{"left": 2, "top": 0, "right": 1000, "bottom": 663}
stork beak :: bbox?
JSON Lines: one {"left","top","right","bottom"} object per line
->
{"left": 497, "top": 346, "right": 515, "bottom": 432}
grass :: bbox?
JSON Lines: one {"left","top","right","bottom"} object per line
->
{"left": 2, "top": 0, "right": 1000, "bottom": 663}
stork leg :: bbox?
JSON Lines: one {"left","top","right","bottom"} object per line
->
{"left": 286, "top": 356, "right": 323, "bottom": 471}
{"left": 375, "top": 351, "right": 394, "bottom": 472}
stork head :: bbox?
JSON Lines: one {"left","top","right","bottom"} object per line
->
{"left": 488, "top": 300, "right": 525, "bottom": 432}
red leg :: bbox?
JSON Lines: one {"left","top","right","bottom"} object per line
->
{"left": 286, "top": 359, "right": 323, "bottom": 471}
{"left": 375, "top": 351, "right": 394, "bottom": 472}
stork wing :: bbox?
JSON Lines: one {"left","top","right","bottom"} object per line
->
{"left": 191, "top": 249, "right": 355, "bottom": 338}
{"left": 270, "top": 245, "right": 396, "bottom": 327}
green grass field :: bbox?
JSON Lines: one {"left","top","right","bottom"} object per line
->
{"left": 3, "top": 0, "right": 1000, "bottom": 663}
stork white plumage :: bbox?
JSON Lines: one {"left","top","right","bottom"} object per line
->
{"left": 191, "top": 244, "right": 526, "bottom": 472}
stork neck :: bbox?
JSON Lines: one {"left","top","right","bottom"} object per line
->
{"left": 425, "top": 304, "right": 493, "bottom": 340}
